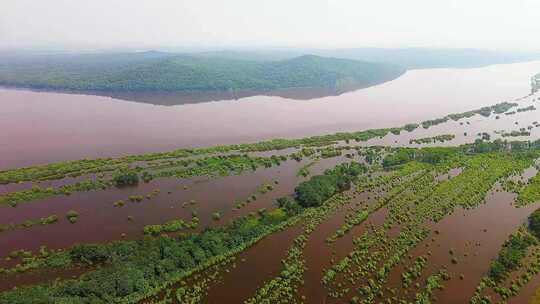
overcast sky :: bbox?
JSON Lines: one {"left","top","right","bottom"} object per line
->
{"left": 2, "top": 0, "right": 540, "bottom": 51}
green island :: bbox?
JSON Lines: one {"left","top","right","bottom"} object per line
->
{"left": 0, "top": 53, "right": 404, "bottom": 94}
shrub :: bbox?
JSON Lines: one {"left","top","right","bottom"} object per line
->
{"left": 295, "top": 162, "right": 365, "bottom": 208}
{"left": 276, "top": 197, "right": 302, "bottom": 215}
{"left": 70, "top": 244, "right": 110, "bottom": 264}
{"left": 529, "top": 209, "right": 540, "bottom": 238}
{"left": 66, "top": 210, "right": 79, "bottom": 223}
{"left": 112, "top": 170, "right": 139, "bottom": 187}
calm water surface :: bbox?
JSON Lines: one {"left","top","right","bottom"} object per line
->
{"left": 2, "top": 61, "right": 540, "bottom": 169}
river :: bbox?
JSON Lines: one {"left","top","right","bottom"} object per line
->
{"left": 1, "top": 60, "right": 540, "bottom": 169}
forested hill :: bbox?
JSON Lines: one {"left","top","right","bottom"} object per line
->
{"left": 0, "top": 52, "right": 405, "bottom": 93}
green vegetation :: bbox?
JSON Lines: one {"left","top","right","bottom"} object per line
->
{"left": 297, "top": 161, "right": 317, "bottom": 177}
{"left": 295, "top": 162, "right": 365, "bottom": 208}
{"left": 414, "top": 270, "right": 449, "bottom": 303}
{"left": 0, "top": 162, "right": 363, "bottom": 304}
{"left": 517, "top": 105, "right": 536, "bottom": 112}
{"left": 0, "top": 53, "right": 404, "bottom": 93}
{"left": 530, "top": 208, "right": 540, "bottom": 238}
{"left": 409, "top": 134, "right": 455, "bottom": 145}
{"left": 212, "top": 212, "right": 221, "bottom": 221}
{"left": 2, "top": 140, "right": 540, "bottom": 303}
{"left": 471, "top": 208, "right": 540, "bottom": 303}
{"left": 320, "top": 147, "right": 342, "bottom": 159}
{"left": 382, "top": 146, "right": 458, "bottom": 168}
{"left": 421, "top": 102, "right": 518, "bottom": 129}
{"left": 233, "top": 182, "right": 277, "bottom": 210}
{"left": 0, "top": 179, "right": 110, "bottom": 206}
{"left": 516, "top": 172, "right": 540, "bottom": 206}
{"left": 0, "top": 154, "right": 283, "bottom": 207}
{"left": 421, "top": 117, "right": 449, "bottom": 129}
{"left": 321, "top": 147, "right": 539, "bottom": 303}
{"left": 0, "top": 119, "right": 494, "bottom": 188}
{"left": 502, "top": 130, "right": 531, "bottom": 137}
{"left": 143, "top": 217, "right": 199, "bottom": 236}
{"left": 0, "top": 214, "right": 58, "bottom": 233}
{"left": 66, "top": 210, "right": 79, "bottom": 224}
{"left": 112, "top": 170, "right": 139, "bottom": 186}
{"left": 0, "top": 207, "right": 299, "bottom": 303}
{"left": 488, "top": 233, "right": 537, "bottom": 282}
{"left": 245, "top": 193, "right": 353, "bottom": 304}
{"left": 403, "top": 123, "right": 420, "bottom": 132}
{"left": 4, "top": 89, "right": 540, "bottom": 304}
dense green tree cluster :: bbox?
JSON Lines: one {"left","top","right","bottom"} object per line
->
{"left": 488, "top": 233, "right": 537, "bottom": 282}
{"left": 383, "top": 139, "right": 540, "bottom": 168}
{"left": 295, "top": 162, "right": 365, "bottom": 208}
{"left": 0, "top": 208, "right": 294, "bottom": 304}
{"left": 276, "top": 197, "right": 303, "bottom": 216}
{"left": 530, "top": 209, "right": 540, "bottom": 238}
{"left": 382, "top": 147, "right": 456, "bottom": 167}
{"left": 112, "top": 170, "right": 139, "bottom": 187}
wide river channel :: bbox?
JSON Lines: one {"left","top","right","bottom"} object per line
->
{"left": 1, "top": 60, "right": 540, "bottom": 169}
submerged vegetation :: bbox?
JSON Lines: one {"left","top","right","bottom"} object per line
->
{"left": 112, "top": 170, "right": 139, "bottom": 187}
{"left": 409, "top": 134, "right": 455, "bottom": 145}
{"left": 0, "top": 161, "right": 365, "bottom": 303}
{"left": 471, "top": 213, "right": 540, "bottom": 303}
{"left": 2, "top": 138, "right": 540, "bottom": 303}
{"left": 0, "top": 214, "right": 58, "bottom": 233}
{"left": 295, "top": 162, "right": 365, "bottom": 208}
{"left": 421, "top": 102, "right": 518, "bottom": 129}
{"left": 1, "top": 84, "right": 540, "bottom": 303}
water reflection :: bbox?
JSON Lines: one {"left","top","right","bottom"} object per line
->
{"left": 1, "top": 61, "right": 540, "bottom": 169}
{"left": 105, "top": 86, "right": 368, "bottom": 105}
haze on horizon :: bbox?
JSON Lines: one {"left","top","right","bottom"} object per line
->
{"left": 2, "top": 0, "right": 540, "bottom": 52}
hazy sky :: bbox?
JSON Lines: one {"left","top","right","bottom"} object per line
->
{"left": 2, "top": 0, "right": 540, "bottom": 51}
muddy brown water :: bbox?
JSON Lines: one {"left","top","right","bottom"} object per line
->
{"left": 0, "top": 265, "right": 93, "bottom": 293}
{"left": 0, "top": 160, "right": 305, "bottom": 265}
{"left": 201, "top": 225, "right": 304, "bottom": 304}
{"left": 380, "top": 189, "right": 540, "bottom": 304}
{"left": 201, "top": 170, "right": 540, "bottom": 304}
{"left": 2, "top": 62, "right": 540, "bottom": 301}
{"left": 0, "top": 156, "right": 352, "bottom": 291}
{"left": 299, "top": 192, "right": 388, "bottom": 304}
{"left": 1, "top": 61, "right": 540, "bottom": 169}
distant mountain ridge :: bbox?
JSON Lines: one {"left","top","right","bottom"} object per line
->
{"left": 0, "top": 52, "right": 405, "bottom": 93}
{"left": 310, "top": 48, "right": 540, "bottom": 69}
{"left": 192, "top": 48, "right": 540, "bottom": 69}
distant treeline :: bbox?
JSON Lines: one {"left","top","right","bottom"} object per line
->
{"left": 533, "top": 73, "right": 540, "bottom": 93}
{"left": 0, "top": 52, "right": 404, "bottom": 93}
{"left": 192, "top": 48, "right": 540, "bottom": 69}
